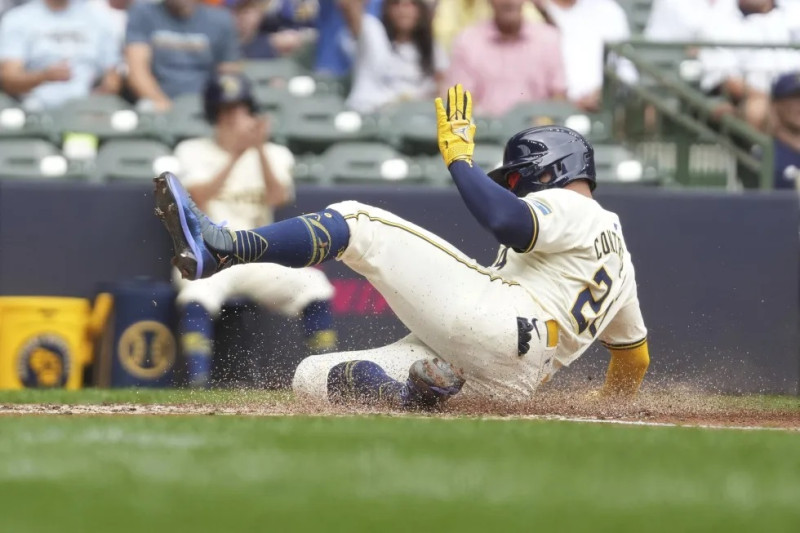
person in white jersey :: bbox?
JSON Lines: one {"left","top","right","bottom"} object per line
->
{"left": 154, "top": 83, "right": 650, "bottom": 407}
{"left": 171, "top": 72, "right": 337, "bottom": 387}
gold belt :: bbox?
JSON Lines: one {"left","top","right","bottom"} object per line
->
{"left": 545, "top": 320, "right": 559, "bottom": 348}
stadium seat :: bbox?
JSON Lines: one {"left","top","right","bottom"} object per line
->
{"left": 281, "top": 95, "right": 375, "bottom": 155}
{"left": 157, "top": 94, "right": 213, "bottom": 145}
{"left": 377, "top": 100, "right": 437, "bottom": 155}
{"left": 0, "top": 92, "right": 16, "bottom": 108}
{"left": 421, "top": 155, "right": 450, "bottom": 186}
{"left": 0, "top": 139, "right": 78, "bottom": 179}
{"left": 498, "top": 101, "right": 609, "bottom": 142}
{"left": 94, "top": 139, "right": 174, "bottom": 181}
{"left": 252, "top": 85, "right": 292, "bottom": 115}
{"left": 243, "top": 58, "right": 307, "bottom": 90}
{"left": 592, "top": 144, "right": 661, "bottom": 185}
{"left": 311, "top": 73, "right": 349, "bottom": 97}
{"left": 291, "top": 154, "right": 324, "bottom": 183}
{"left": 377, "top": 102, "right": 508, "bottom": 155}
{"left": 419, "top": 145, "right": 504, "bottom": 187}
{"left": 49, "top": 95, "right": 152, "bottom": 143}
{"left": 0, "top": 93, "right": 55, "bottom": 141}
{"left": 314, "top": 142, "right": 425, "bottom": 184}
{"left": 473, "top": 144, "right": 505, "bottom": 174}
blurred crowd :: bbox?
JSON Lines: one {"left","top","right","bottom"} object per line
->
{"left": 0, "top": 0, "right": 615, "bottom": 116}
{"left": 0, "top": 0, "right": 795, "bottom": 117}
{"left": 1, "top": 0, "right": 800, "bottom": 187}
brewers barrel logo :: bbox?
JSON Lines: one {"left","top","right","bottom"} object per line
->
{"left": 16, "top": 334, "right": 71, "bottom": 388}
{"left": 118, "top": 320, "right": 176, "bottom": 379}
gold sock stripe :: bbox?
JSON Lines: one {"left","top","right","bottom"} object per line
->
{"left": 230, "top": 232, "right": 245, "bottom": 263}
{"left": 343, "top": 211, "right": 519, "bottom": 286}
{"left": 307, "top": 216, "right": 334, "bottom": 265}
{"left": 253, "top": 232, "right": 268, "bottom": 261}
{"left": 600, "top": 337, "right": 648, "bottom": 350}
{"left": 234, "top": 230, "right": 268, "bottom": 263}
{"left": 298, "top": 216, "right": 321, "bottom": 266}
{"left": 344, "top": 360, "right": 358, "bottom": 391}
{"left": 298, "top": 213, "right": 334, "bottom": 267}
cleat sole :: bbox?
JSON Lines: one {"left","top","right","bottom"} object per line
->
{"left": 153, "top": 175, "right": 200, "bottom": 280}
{"left": 409, "top": 358, "right": 465, "bottom": 402}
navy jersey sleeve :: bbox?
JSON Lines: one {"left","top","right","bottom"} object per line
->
{"left": 448, "top": 160, "right": 535, "bottom": 251}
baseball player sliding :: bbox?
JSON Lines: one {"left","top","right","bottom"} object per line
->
{"left": 154, "top": 83, "right": 650, "bottom": 408}
{"left": 171, "top": 73, "right": 337, "bottom": 386}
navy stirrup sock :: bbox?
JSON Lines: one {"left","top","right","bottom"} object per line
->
{"left": 302, "top": 300, "right": 337, "bottom": 352}
{"left": 232, "top": 209, "right": 350, "bottom": 267}
{"left": 327, "top": 361, "right": 407, "bottom": 405}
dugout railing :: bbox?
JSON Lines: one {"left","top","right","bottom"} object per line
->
{"left": 602, "top": 39, "right": 800, "bottom": 190}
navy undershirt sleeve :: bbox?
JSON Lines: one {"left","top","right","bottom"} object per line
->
{"left": 448, "top": 160, "right": 535, "bottom": 251}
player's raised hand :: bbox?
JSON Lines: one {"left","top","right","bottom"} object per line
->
{"left": 435, "top": 83, "right": 477, "bottom": 167}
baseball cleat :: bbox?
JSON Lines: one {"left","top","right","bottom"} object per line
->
{"left": 406, "top": 357, "right": 465, "bottom": 407}
{"left": 153, "top": 171, "right": 236, "bottom": 280}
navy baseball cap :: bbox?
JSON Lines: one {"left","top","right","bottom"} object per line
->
{"left": 772, "top": 72, "right": 800, "bottom": 100}
{"left": 204, "top": 72, "right": 257, "bottom": 123}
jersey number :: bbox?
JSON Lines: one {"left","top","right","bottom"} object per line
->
{"left": 571, "top": 267, "right": 613, "bottom": 336}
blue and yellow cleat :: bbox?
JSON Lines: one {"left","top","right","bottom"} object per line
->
{"left": 405, "top": 357, "right": 466, "bottom": 408}
{"left": 153, "top": 171, "right": 236, "bottom": 280}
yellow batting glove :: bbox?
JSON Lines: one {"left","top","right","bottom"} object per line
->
{"left": 435, "top": 83, "right": 477, "bottom": 167}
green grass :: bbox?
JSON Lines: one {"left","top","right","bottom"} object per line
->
{"left": 0, "top": 414, "right": 799, "bottom": 532}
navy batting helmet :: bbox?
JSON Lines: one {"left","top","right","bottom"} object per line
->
{"left": 487, "top": 126, "right": 596, "bottom": 197}
{"left": 203, "top": 72, "right": 258, "bottom": 124}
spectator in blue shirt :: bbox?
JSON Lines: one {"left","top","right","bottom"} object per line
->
{"left": 315, "top": 0, "right": 381, "bottom": 77}
{"left": 227, "top": 0, "right": 317, "bottom": 60}
{"left": 770, "top": 71, "right": 800, "bottom": 190}
{"left": 228, "top": 0, "right": 275, "bottom": 58}
{"left": 0, "top": 0, "right": 121, "bottom": 110}
{"left": 125, "top": 0, "right": 240, "bottom": 112}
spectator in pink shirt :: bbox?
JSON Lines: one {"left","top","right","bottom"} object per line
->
{"left": 445, "top": 0, "right": 566, "bottom": 117}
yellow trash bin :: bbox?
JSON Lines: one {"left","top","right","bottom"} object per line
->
{"left": 0, "top": 297, "right": 102, "bottom": 390}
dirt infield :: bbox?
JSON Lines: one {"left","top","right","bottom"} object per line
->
{"left": 1, "top": 388, "right": 798, "bottom": 431}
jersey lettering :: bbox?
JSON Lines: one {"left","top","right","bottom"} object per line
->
{"left": 593, "top": 229, "right": 624, "bottom": 262}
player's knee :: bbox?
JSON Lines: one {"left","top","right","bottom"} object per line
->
{"left": 326, "top": 201, "right": 382, "bottom": 248}
{"left": 326, "top": 200, "right": 375, "bottom": 219}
